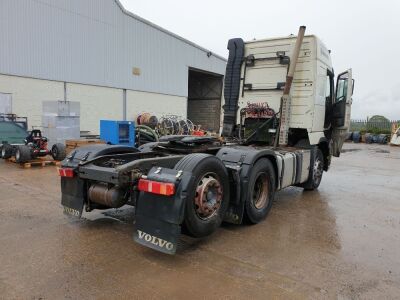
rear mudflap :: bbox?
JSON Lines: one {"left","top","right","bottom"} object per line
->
{"left": 61, "top": 177, "right": 85, "bottom": 217}
{"left": 134, "top": 215, "right": 180, "bottom": 254}
{"left": 134, "top": 167, "right": 193, "bottom": 254}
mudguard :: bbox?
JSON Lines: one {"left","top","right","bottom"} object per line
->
{"left": 62, "top": 144, "right": 138, "bottom": 168}
{"left": 216, "top": 146, "right": 278, "bottom": 224}
{"left": 134, "top": 167, "right": 194, "bottom": 254}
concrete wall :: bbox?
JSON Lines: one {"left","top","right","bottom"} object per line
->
{"left": 66, "top": 83, "right": 123, "bottom": 134}
{"left": 0, "top": 74, "right": 189, "bottom": 135}
{"left": 0, "top": 74, "right": 63, "bottom": 128}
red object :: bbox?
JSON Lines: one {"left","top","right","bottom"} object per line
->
{"left": 192, "top": 130, "right": 206, "bottom": 136}
{"left": 58, "top": 168, "right": 75, "bottom": 178}
{"left": 138, "top": 179, "right": 175, "bottom": 196}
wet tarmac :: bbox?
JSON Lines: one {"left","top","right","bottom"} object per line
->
{"left": 0, "top": 143, "right": 399, "bottom": 299}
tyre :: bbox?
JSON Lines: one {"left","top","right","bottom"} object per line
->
{"left": 51, "top": 143, "right": 67, "bottom": 161}
{"left": 1, "top": 144, "right": 13, "bottom": 159}
{"left": 174, "top": 154, "right": 230, "bottom": 238}
{"left": 244, "top": 158, "right": 276, "bottom": 224}
{"left": 301, "top": 147, "right": 324, "bottom": 191}
{"left": 15, "top": 145, "right": 32, "bottom": 163}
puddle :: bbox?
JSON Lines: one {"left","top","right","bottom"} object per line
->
{"left": 341, "top": 148, "right": 361, "bottom": 153}
{"left": 374, "top": 149, "right": 390, "bottom": 153}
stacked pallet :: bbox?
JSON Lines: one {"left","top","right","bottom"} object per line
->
{"left": 65, "top": 139, "right": 105, "bottom": 154}
{"left": 7, "top": 157, "right": 61, "bottom": 169}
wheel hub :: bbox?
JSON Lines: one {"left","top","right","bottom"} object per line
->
{"left": 194, "top": 174, "right": 223, "bottom": 219}
{"left": 313, "top": 157, "right": 323, "bottom": 185}
{"left": 253, "top": 173, "right": 269, "bottom": 209}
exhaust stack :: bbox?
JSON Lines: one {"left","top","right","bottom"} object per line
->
{"left": 277, "top": 26, "right": 306, "bottom": 146}
{"left": 283, "top": 26, "right": 306, "bottom": 95}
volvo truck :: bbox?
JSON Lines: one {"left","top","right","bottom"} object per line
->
{"left": 59, "top": 26, "right": 354, "bottom": 254}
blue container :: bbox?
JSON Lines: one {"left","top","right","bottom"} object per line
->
{"left": 352, "top": 131, "right": 361, "bottom": 143}
{"left": 100, "top": 120, "right": 135, "bottom": 146}
{"left": 376, "top": 134, "right": 388, "bottom": 144}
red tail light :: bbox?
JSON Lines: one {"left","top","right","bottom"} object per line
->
{"left": 138, "top": 179, "right": 175, "bottom": 196}
{"left": 58, "top": 168, "right": 75, "bottom": 178}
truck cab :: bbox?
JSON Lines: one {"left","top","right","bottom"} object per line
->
{"left": 223, "top": 34, "right": 354, "bottom": 163}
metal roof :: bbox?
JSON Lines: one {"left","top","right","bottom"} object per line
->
{"left": 114, "top": 0, "right": 227, "bottom": 62}
{"left": 0, "top": 0, "right": 227, "bottom": 97}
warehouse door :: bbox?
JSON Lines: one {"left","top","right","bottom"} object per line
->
{"left": 187, "top": 69, "right": 223, "bottom": 133}
{"left": 0, "top": 93, "right": 12, "bottom": 114}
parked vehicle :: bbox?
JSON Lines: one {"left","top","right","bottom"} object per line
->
{"left": 58, "top": 27, "right": 354, "bottom": 254}
{"left": 1, "top": 129, "right": 66, "bottom": 163}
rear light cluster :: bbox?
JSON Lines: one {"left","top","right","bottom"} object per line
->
{"left": 138, "top": 179, "right": 175, "bottom": 196}
{"left": 58, "top": 168, "right": 75, "bottom": 178}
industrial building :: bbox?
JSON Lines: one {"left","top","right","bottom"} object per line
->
{"left": 0, "top": 0, "right": 226, "bottom": 134}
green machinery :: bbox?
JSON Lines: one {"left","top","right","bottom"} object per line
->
{"left": 0, "top": 114, "right": 28, "bottom": 145}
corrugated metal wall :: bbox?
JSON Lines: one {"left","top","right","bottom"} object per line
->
{"left": 0, "top": 0, "right": 226, "bottom": 97}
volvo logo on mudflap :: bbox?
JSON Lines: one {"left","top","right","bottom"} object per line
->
{"left": 137, "top": 230, "right": 174, "bottom": 251}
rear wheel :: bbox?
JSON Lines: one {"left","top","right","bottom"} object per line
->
{"left": 1, "top": 144, "right": 13, "bottom": 159}
{"left": 302, "top": 148, "right": 324, "bottom": 190}
{"left": 244, "top": 158, "right": 276, "bottom": 224}
{"left": 51, "top": 143, "right": 66, "bottom": 161}
{"left": 174, "top": 154, "right": 230, "bottom": 238}
{"left": 15, "top": 145, "right": 32, "bottom": 163}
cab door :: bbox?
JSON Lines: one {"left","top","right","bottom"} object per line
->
{"left": 331, "top": 69, "right": 354, "bottom": 157}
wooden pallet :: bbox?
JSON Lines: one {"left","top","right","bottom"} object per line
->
{"left": 7, "top": 157, "right": 61, "bottom": 168}
{"left": 66, "top": 139, "right": 105, "bottom": 154}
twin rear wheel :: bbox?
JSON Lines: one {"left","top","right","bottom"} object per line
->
{"left": 174, "top": 154, "right": 230, "bottom": 238}
{"left": 174, "top": 154, "right": 276, "bottom": 237}
{"left": 169, "top": 147, "right": 324, "bottom": 238}
{"left": 244, "top": 159, "right": 276, "bottom": 224}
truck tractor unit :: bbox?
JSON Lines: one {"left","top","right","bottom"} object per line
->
{"left": 59, "top": 26, "right": 354, "bottom": 254}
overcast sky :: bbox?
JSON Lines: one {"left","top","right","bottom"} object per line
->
{"left": 120, "top": 0, "right": 400, "bottom": 120}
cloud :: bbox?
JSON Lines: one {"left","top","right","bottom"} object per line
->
{"left": 352, "top": 84, "right": 400, "bottom": 120}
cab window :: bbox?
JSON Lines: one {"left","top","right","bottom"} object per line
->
{"left": 336, "top": 77, "right": 348, "bottom": 102}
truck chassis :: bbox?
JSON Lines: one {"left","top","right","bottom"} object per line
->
{"left": 59, "top": 26, "right": 352, "bottom": 254}
{"left": 60, "top": 137, "right": 319, "bottom": 254}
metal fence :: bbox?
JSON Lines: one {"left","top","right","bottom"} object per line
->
{"left": 350, "top": 119, "right": 400, "bottom": 132}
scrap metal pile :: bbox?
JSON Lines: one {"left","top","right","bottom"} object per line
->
{"left": 136, "top": 113, "right": 206, "bottom": 146}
